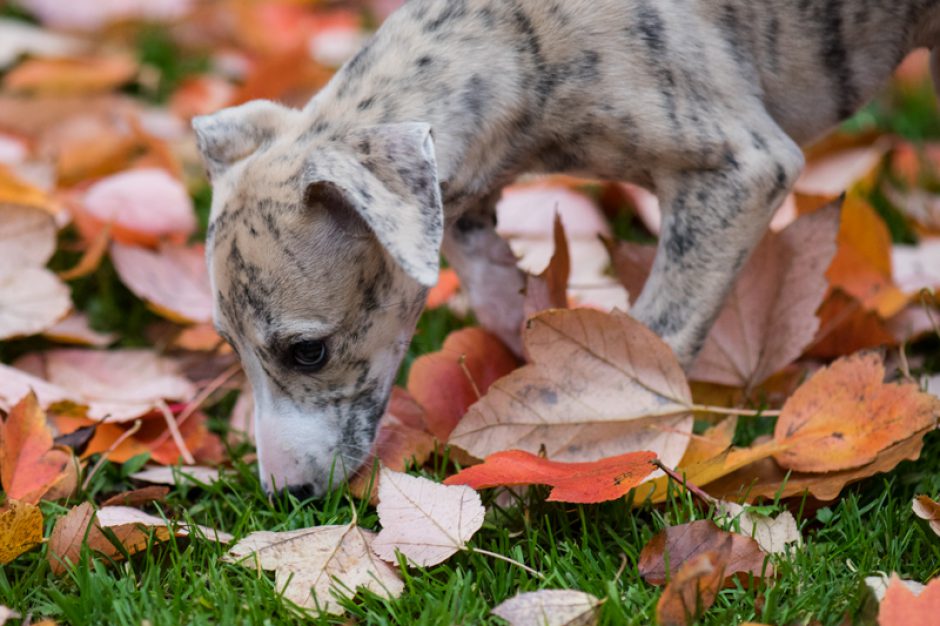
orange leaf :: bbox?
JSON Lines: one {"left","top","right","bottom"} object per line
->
{"left": 878, "top": 575, "right": 940, "bottom": 626}
{"left": 407, "top": 327, "right": 518, "bottom": 441}
{"left": 773, "top": 353, "right": 940, "bottom": 473}
{"left": 4, "top": 55, "right": 137, "bottom": 95}
{"left": 444, "top": 449, "right": 657, "bottom": 503}
{"left": 807, "top": 289, "right": 897, "bottom": 358}
{"left": 0, "top": 392, "right": 71, "bottom": 504}
{"left": 425, "top": 268, "right": 460, "bottom": 309}
{"left": 655, "top": 550, "right": 728, "bottom": 626}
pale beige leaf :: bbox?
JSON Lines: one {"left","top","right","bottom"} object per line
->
{"left": 43, "top": 312, "right": 116, "bottom": 347}
{"left": 0, "top": 605, "right": 20, "bottom": 626}
{"left": 0, "top": 19, "right": 83, "bottom": 68}
{"left": 130, "top": 465, "right": 222, "bottom": 486}
{"left": 796, "top": 142, "right": 887, "bottom": 196}
{"left": 690, "top": 203, "right": 840, "bottom": 389}
{"left": 929, "top": 376, "right": 940, "bottom": 400}
{"left": 491, "top": 589, "right": 601, "bottom": 626}
{"left": 892, "top": 240, "right": 940, "bottom": 295}
{"left": 0, "top": 203, "right": 56, "bottom": 268}
{"left": 0, "top": 363, "right": 72, "bottom": 414}
{"left": 913, "top": 495, "right": 940, "bottom": 537}
{"left": 224, "top": 523, "right": 403, "bottom": 615}
{"left": 449, "top": 309, "right": 692, "bottom": 468}
{"left": 15, "top": 348, "right": 195, "bottom": 422}
{"left": 373, "top": 468, "right": 485, "bottom": 567}
{"left": 96, "top": 505, "right": 233, "bottom": 543}
{"left": 0, "top": 267, "right": 70, "bottom": 340}
{"left": 866, "top": 574, "right": 925, "bottom": 602}
{"left": 110, "top": 242, "right": 212, "bottom": 324}
{"left": 717, "top": 502, "right": 802, "bottom": 555}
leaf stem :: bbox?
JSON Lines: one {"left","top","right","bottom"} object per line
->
{"left": 653, "top": 459, "right": 717, "bottom": 506}
{"left": 689, "top": 404, "right": 781, "bottom": 417}
{"left": 466, "top": 546, "right": 545, "bottom": 579}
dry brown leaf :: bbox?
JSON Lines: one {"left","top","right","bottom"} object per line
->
{"left": 913, "top": 495, "right": 940, "bottom": 536}
{"left": 655, "top": 550, "right": 727, "bottom": 626}
{"left": 110, "top": 242, "right": 212, "bottom": 324}
{"left": 773, "top": 353, "right": 940, "bottom": 473}
{"left": 524, "top": 213, "right": 570, "bottom": 316}
{"left": 604, "top": 238, "right": 655, "bottom": 305}
{"left": 716, "top": 503, "right": 802, "bottom": 555}
{"left": 16, "top": 348, "right": 195, "bottom": 422}
{"left": 101, "top": 486, "right": 170, "bottom": 508}
{"left": 0, "top": 266, "right": 71, "bottom": 340}
{"left": 808, "top": 289, "right": 897, "bottom": 358}
{"left": 373, "top": 468, "right": 485, "bottom": 567}
{"left": 0, "top": 500, "right": 43, "bottom": 564}
{"left": 878, "top": 574, "right": 940, "bottom": 626}
{"left": 678, "top": 417, "right": 738, "bottom": 467}
{"left": 638, "top": 520, "right": 772, "bottom": 586}
{"left": 130, "top": 465, "right": 222, "bottom": 486}
{"left": 48, "top": 502, "right": 231, "bottom": 575}
{"left": 707, "top": 428, "right": 929, "bottom": 502}
{"left": 3, "top": 55, "right": 137, "bottom": 95}
{"left": 690, "top": 203, "right": 841, "bottom": 389}
{"left": 224, "top": 523, "right": 403, "bottom": 615}
{"left": 449, "top": 309, "right": 693, "bottom": 469}
{"left": 0, "top": 392, "right": 71, "bottom": 504}
{"left": 491, "top": 589, "right": 601, "bottom": 626}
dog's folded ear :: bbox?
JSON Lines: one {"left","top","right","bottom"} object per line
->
{"left": 193, "top": 100, "right": 296, "bottom": 180}
{"left": 306, "top": 122, "right": 444, "bottom": 287}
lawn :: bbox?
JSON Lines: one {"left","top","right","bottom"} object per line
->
{"left": 2, "top": 3, "right": 940, "bottom": 625}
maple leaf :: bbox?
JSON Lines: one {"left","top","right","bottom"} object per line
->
{"left": 638, "top": 520, "right": 772, "bottom": 586}
{"left": 878, "top": 574, "right": 940, "bottom": 626}
{"left": 373, "top": 468, "right": 485, "bottom": 567}
{"left": 224, "top": 522, "right": 403, "bottom": 615}
{"left": 444, "top": 449, "right": 657, "bottom": 504}
{"left": 448, "top": 309, "right": 693, "bottom": 469}
{"left": 110, "top": 242, "right": 213, "bottom": 324}
{"left": 0, "top": 392, "right": 72, "bottom": 504}
{"left": 690, "top": 202, "right": 841, "bottom": 389}
{"left": 49, "top": 502, "right": 232, "bottom": 575}
{"left": 773, "top": 353, "right": 940, "bottom": 473}
{"left": 407, "top": 327, "right": 518, "bottom": 441}
{"left": 0, "top": 500, "right": 43, "bottom": 564}
{"left": 913, "top": 495, "right": 940, "bottom": 537}
{"left": 491, "top": 589, "right": 601, "bottom": 626}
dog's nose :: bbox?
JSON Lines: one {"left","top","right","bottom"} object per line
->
{"left": 285, "top": 483, "right": 319, "bottom": 501}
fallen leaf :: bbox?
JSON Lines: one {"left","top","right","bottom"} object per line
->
{"left": 18, "top": 0, "right": 193, "bottom": 31}
{"left": 130, "top": 465, "right": 222, "bottom": 486}
{"left": 56, "top": 222, "right": 111, "bottom": 281}
{"left": 426, "top": 268, "right": 460, "bottom": 309}
{"left": 690, "top": 203, "right": 841, "bottom": 389}
{"left": 449, "top": 309, "right": 693, "bottom": 469}
{"left": 0, "top": 606, "right": 18, "bottom": 625}
{"left": 707, "top": 428, "right": 930, "bottom": 502}
{"left": 0, "top": 266, "right": 71, "bottom": 340}
{"left": 48, "top": 502, "right": 231, "bottom": 575}
{"left": 373, "top": 468, "right": 485, "bottom": 567}
{"left": 638, "top": 520, "right": 772, "bottom": 586}
{"left": 74, "top": 168, "right": 196, "bottom": 247}
{"left": 878, "top": 574, "right": 940, "bottom": 626}
{"left": 773, "top": 353, "right": 940, "bottom": 473}
{"left": 3, "top": 55, "right": 137, "bottom": 95}
{"left": 0, "top": 19, "right": 83, "bottom": 69}
{"left": 867, "top": 574, "right": 925, "bottom": 603}
{"left": 892, "top": 240, "right": 940, "bottom": 295}
{"left": 913, "top": 496, "right": 940, "bottom": 537}
{"left": 604, "top": 238, "right": 655, "bottom": 305}
{"left": 110, "top": 242, "right": 212, "bottom": 324}
{"left": 678, "top": 417, "right": 738, "bottom": 467}
{"left": 826, "top": 195, "right": 907, "bottom": 318}
{"left": 655, "top": 550, "right": 728, "bottom": 626}
{"left": 716, "top": 503, "right": 802, "bottom": 555}
{"left": 0, "top": 392, "right": 71, "bottom": 504}
{"left": 0, "top": 500, "right": 43, "bottom": 564}
{"left": 0, "top": 165, "right": 58, "bottom": 213}
{"left": 0, "top": 202, "right": 57, "bottom": 268}
{"left": 444, "top": 449, "right": 657, "bottom": 504}
{"left": 796, "top": 141, "right": 887, "bottom": 197}
{"left": 407, "top": 327, "right": 518, "bottom": 441}
{"left": 491, "top": 589, "right": 601, "bottom": 626}
{"left": 16, "top": 348, "right": 195, "bottom": 422}
{"left": 524, "top": 213, "right": 570, "bottom": 316}
{"left": 808, "top": 289, "right": 897, "bottom": 358}
{"left": 224, "top": 522, "right": 403, "bottom": 615}
{"left": 101, "top": 486, "right": 169, "bottom": 508}
{"left": 43, "top": 312, "right": 116, "bottom": 347}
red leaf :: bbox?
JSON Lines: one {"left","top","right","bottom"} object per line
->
{"left": 444, "top": 449, "right": 657, "bottom": 503}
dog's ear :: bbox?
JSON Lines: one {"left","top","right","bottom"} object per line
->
{"left": 307, "top": 123, "right": 444, "bottom": 287}
{"left": 192, "top": 100, "right": 294, "bottom": 180}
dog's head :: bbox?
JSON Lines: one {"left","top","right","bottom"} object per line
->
{"left": 193, "top": 100, "right": 442, "bottom": 497}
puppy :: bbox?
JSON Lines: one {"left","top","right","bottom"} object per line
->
{"left": 194, "top": 0, "right": 940, "bottom": 496}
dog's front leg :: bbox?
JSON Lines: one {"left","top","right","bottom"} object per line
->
{"left": 442, "top": 197, "right": 526, "bottom": 355}
{"left": 631, "top": 117, "right": 805, "bottom": 368}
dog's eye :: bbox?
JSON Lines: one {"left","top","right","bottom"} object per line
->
{"left": 289, "top": 340, "right": 329, "bottom": 372}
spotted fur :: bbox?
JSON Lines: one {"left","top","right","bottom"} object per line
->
{"left": 194, "top": 0, "right": 940, "bottom": 496}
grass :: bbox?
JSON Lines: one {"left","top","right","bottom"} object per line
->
{"left": 3, "top": 20, "right": 940, "bottom": 626}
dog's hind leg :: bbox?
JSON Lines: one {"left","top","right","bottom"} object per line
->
{"left": 631, "top": 111, "right": 805, "bottom": 368}
{"left": 441, "top": 196, "right": 526, "bottom": 355}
